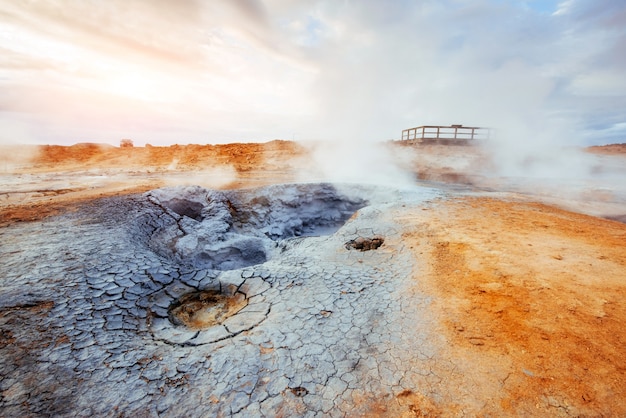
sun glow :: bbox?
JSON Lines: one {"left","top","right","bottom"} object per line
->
{"left": 102, "top": 72, "right": 169, "bottom": 102}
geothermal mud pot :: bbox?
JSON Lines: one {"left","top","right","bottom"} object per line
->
{"left": 0, "top": 182, "right": 443, "bottom": 416}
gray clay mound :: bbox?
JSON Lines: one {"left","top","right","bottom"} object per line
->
{"left": 137, "top": 183, "right": 368, "bottom": 270}
{"left": 0, "top": 181, "right": 448, "bottom": 417}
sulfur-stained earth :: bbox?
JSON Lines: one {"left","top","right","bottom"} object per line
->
{"left": 1, "top": 141, "right": 626, "bottom": 416}
{"left": 0, "top": 141, "right": 307, "bottom": 226}
{"left": 389, "top": 197, "right": 626, "bottom": 416}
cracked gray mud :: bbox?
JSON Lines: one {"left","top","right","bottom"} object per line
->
{"left": 0, "top": 182, "right": 443, "bottom": 417}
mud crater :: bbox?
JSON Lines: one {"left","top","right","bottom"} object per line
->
{"left": 168, "top": 289, "right": 247, "bottom": 329}
{"left": 149, "top": 276, "right": 272, "bottom": 346}
{"left": 141, "top": 183, "right": 368, "bottom": 270}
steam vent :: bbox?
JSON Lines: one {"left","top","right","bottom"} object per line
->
{"left": 0, "top": 182, "right": 444, "bottom": 416}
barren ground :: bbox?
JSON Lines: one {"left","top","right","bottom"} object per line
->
{"left": 392, "top": 198, "right": 626, "bottom": 416}
{"left": 1, "top": 141, "right": 626, "bottom": 416}
{"left": 0, "top": 141, "right": 306, "bottom": 226}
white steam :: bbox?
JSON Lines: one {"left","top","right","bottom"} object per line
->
{"left": 296, "top": 139, "right": 414, "bottom": 187}
{"left": 163, "top": 165, "right": 239, "bottom": 190}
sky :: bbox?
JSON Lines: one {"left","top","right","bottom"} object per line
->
{"left": 0, "top": 0, "right": 625, "bottom": 146}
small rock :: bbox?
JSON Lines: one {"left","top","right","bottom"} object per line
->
{"left": 289, "top": 386, "right": 308, "bottom": 397}
{"left": 468, "top": 337, "right": 485, "bottom": 346}
{"left": 344, "top": 236, "right": 385, "bottom": 251}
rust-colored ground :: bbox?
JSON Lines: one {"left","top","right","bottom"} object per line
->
{"left": 587, "top": 143, "right": 626, "bottom": 155}
{"left": 26, "top": 141, "right": 306, "bottom": 172}
{"left": 2, "top": 141, "right": 625, "bottom": 415}
{"left": 390, "top": 197, "right": 626, "bottom": 416}
{"left": 0, "top": 141, "right": 306, "bottom": 226}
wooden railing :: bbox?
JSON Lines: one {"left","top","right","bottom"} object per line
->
{"left": 401, "top": 124, "right": 489, "bottom": 142}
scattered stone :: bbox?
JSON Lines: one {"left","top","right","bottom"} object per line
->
{"left": 468, "top": 337, "right": 485, "bottom": 346}
{"left": 344, "top": 236, "right": 385, "bottom": 251}
{"left": 290, "top": 386, "right": 309, "bottom": 397}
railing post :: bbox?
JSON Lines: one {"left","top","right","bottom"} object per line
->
{"left": 400, "top": 125, "right": 489, "bottom": 143}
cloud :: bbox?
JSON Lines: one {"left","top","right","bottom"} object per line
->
{"left": 0, "top": 0, "right": 624, "bottom": 145}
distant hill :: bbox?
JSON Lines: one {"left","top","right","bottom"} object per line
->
{"left": 586, "top": 143, "right": 626, "bottom": 155}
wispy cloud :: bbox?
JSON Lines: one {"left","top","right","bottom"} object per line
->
{"left": 0, "top": 0, "right": 624, "bottom": 145}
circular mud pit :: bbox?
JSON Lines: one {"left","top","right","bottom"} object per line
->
{"left": 169, "top": 290, "right": 247, "bottom": 329}
{"left": 138, "top": 183, "right": 369, "bottom": 270}
{"left": 345, "top": 236, "right": 385, "bottom": 251}
{"left": 148, "top": 276, "right": 272, "bottom": 346}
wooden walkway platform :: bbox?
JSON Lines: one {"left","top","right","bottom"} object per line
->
{"left": 401, "top": 124, "right": 490, "bottom": 143}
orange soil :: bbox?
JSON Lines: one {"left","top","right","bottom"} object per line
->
{"left": 587, "top": 143, "right": 626, "bottom": 156}
{"left": 3, "top": 141, "right": 626, "bottom": 415}
{"left": 3, "top": 141, "right": 623, "bottom": 226}
{"left": 27, "top": 141, "right": 305, "bottom": 172}
{"left": 389, "top": 197, "right": 626, "bottom": 416}
{"left": 0, "top": 141, "right": 307, "bottom": 226}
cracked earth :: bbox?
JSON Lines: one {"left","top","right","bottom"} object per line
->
{"left": 1, "top": 183, "right": 445, "bottom": 416}
{"left": 1, "top": 142, "right": 626, "bottom": 416}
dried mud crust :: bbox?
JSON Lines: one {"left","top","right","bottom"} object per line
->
{"left": 393, "top": 197, "right": 626, "bottom": 416}
{"left": 0, "top": 184, "right": 158, "bottom": 227}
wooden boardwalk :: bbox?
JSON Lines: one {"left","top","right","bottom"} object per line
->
{"left": 401, "top": 124, "right": 490, "bottom": 143}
